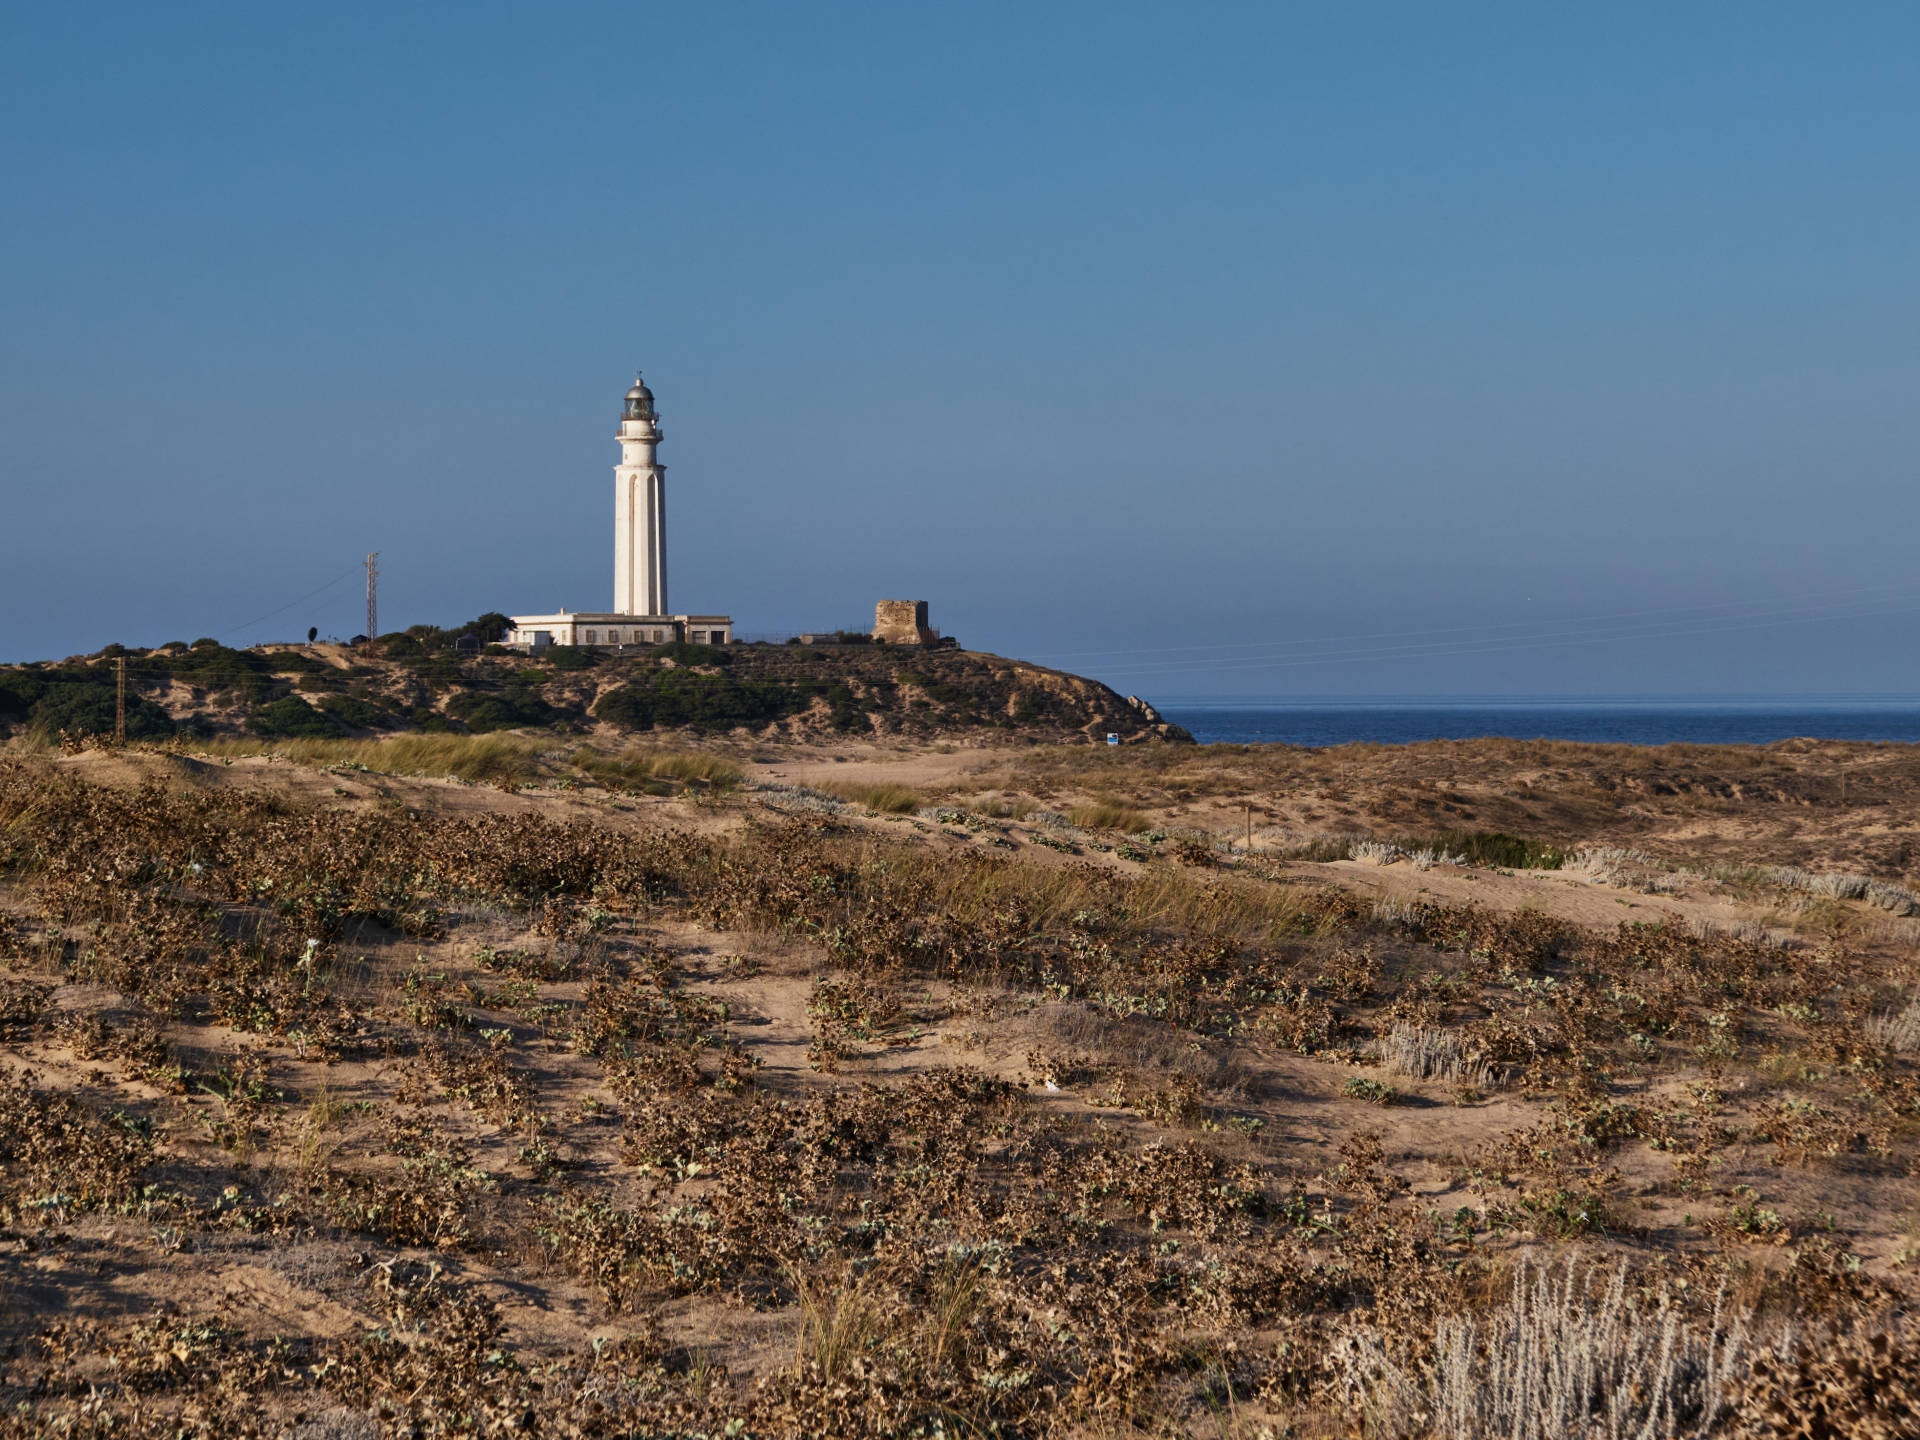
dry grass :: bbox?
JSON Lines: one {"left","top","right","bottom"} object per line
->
{"left": 195, "top": 733, "right": 550, "bottom": 785}
{"left": 791, "top": 1265, "right": 883, "bottom": 1379}
{"left": 867, "top": 834, "right": 1338, "bottom": 945}
{"left": 573, "top": 747, "right": 744, "bottom": 790}
{"left": 193, "top": 734, "right": 744, "bottom": 792}
{"left": 814, "top": 780, "right": 922, "bottom": 814}
{"left": 1379, "top": 1020, "right": 1493, "bottom": 1090}
{"left": 1067, "top": 799, "right": 1151, "bottom": 833}
{"left": 968, "top": 790, "right": 1037, "bottom": 820}
{"left": 1867, "top": 996, "right": 1920, "bottom": 1054}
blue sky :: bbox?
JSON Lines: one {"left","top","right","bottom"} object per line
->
{"left": 4, "top": 4, "right": 1919, "bottom": 697}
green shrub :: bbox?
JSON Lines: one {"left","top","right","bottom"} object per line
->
{"left": 153, "top": 643, "right": 284, "bottom": 703}
{"left": 410, "top": 707, "right": 460, "bottom": 733}
{"left": 0, "top": 673, "right": 41, "bottom": 724}
{"left": 445, "top": 689, "right": 554, "bottom": 733}
{"left": 316, "top": 693, "right": 398, "bottom": 730}
{"left": 595, "top": 673, "right": 814, "bottom": 732}
{"left": 379, "top": 634, "right": 424, "bottom": 659}
{"left": 266, "top": 650, "right": 329, "bottom": 675}
{"left": 27, "top": 686, "right": 175, "bottom": 742}
{"left": 1403, "top": 830, "right": 1566, "bottom": 870}
{"left": 1342, "top": 1076, "right": 1397, "bottom": 1106}
{"left": 251, "top": 695, "right": 347, "bottom": 739}
{"left": 543, "top": 646, "right": 599, "bottom": 672}
{"left": 653, "top": 641, "right": 730, "bottom": 668}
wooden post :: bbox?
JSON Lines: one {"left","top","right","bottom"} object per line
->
{"left": 115, "top": 656, "right": 126, "bottom": 744}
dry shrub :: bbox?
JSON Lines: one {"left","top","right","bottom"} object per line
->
{"left": 0, "top": 1069, "right": 157, "bottom": 1225}
{"left": 1729, "top": 1318, "right": 1918, "bottom": 1439}
{"left": 1039, "top": 1003, "right": 1250, "bottom": 1097}
{"left": 1350, "top": 840, "right": 1405, "bottom": 865}
{"left": 1865, "top": 996, "right": 1920, "bottom": 1054}
{"left": 1380, "top": 1020, "right": 1495, "bottom": 1090}
{"left": 0, "top": 978, "right": 52, "bottom": 1038}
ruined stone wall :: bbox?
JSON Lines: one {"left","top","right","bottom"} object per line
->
{"left": 873, "top": 599, "right": 937, "bottom": 646}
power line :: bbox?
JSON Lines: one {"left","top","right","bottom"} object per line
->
{"left": 224, "top": 566, "right": 364, "bottom": 642}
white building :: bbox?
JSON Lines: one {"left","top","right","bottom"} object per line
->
{"left": 507, "top": 373, "right": 732, "bottom": 650}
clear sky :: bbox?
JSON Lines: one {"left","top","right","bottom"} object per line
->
{"left": 5, "top": 4, "right": 1919, "bottom": 698}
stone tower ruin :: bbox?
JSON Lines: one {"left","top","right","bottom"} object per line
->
{"left": 873, "top": 600, "right": 938, "bottom": 646}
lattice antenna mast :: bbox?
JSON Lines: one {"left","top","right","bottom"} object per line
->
{"left": 365, "top": 552, "right": 379, "bottom": 642}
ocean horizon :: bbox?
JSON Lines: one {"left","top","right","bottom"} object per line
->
{"left": 1153, "top": 694, "right": 1920, "bottom": 747}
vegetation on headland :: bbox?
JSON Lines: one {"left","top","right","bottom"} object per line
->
{"left": 0, "top": 630, "right": 1187, "bottom": 747}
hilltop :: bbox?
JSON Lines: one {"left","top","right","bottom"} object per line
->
{"left": 0, "top": 633, "right": 1191, "bottom": 747}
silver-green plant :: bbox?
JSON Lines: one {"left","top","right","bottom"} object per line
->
{"left": 1330, "top": 1258, "right": 1752, "bottom": 1440}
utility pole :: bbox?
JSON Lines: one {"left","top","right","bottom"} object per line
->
{"left": 365, "top": 552, "right": 379, "bottom": 644}
{"left": 115, "top": 656, "right": 127, "bottom": 744}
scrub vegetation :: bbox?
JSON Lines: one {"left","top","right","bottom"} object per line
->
{"left": 0, "top": 636, "right": 1188, "bottom": 748}
{"left": 0, "top": 737, "right": 1915, "bottom": 1437}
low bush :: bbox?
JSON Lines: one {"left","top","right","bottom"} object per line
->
{"left": 316, "top": 693, "right": 398, "bottom": 730}
{"left": 653, "top": 641, "right": 730, "bottom": 668}
{"left": 595, "top": 673, "right": 813, "bottom": 732}
{"left": 445, "top": 689, "right": 554, "bottom": 733}
{"left": 1397, "top": 830, "right": 1566, "bottom": 870}
{"left": 251, "top": 696, "right": 348, "bottom": 739}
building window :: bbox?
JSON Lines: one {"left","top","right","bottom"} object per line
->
{"left": 584, "top": 630, "right": 597, "bottom": 644}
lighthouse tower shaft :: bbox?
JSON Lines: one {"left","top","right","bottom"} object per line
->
{"left": 614, "top": 376, "right": 667, "bottom": 616}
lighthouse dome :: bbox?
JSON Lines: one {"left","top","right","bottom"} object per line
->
{"left": 622, "top": 373, "right": 656, "bottom": 422}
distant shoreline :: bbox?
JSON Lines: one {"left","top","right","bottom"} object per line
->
{"left": 1160, "top": 696, "right": 1920, "bottom": 747}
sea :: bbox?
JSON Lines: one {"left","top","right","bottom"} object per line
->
{"left": 1156, "top": 696, "right": 1920, "bottom": 748}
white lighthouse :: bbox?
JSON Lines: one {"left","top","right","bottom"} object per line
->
{"left": 614, "top": 373, "right": 668, "bottom": 616}
{"left": 505, "top": 372, "right": 732, "bottom": 652}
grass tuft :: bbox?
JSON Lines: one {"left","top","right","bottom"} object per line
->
{"left": 196, "top": 733, "right": 547, "bottom": 785}
{"left": 815, "top": 780, "right": 922, "bottom": 814}
{"left": 1068, "top": 799, "right": 1151, "bottom": 833}
{"left": 574, "top": 748, "right": 743, "bottom": 790}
